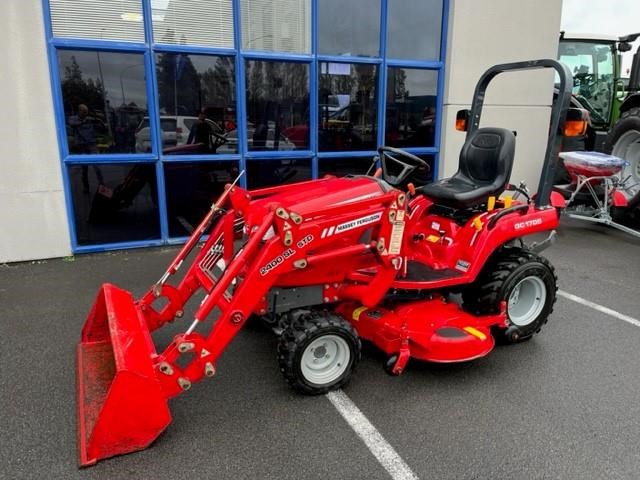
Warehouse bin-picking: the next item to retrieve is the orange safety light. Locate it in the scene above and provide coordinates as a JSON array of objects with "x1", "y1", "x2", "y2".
[
  {"x1": 563, "y1": 108, "x2": 589, "y2": 137},
  {"x1": 455, "y1": 109, "x2": 470, "y2": 132}
]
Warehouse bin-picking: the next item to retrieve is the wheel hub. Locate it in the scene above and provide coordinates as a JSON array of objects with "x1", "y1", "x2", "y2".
[
  {"x1": 507, "y1": 276, "x2": 546, "y2": 327},
  {"x1": 301, "y1": 335, "x2": 350, "y2": 385}
]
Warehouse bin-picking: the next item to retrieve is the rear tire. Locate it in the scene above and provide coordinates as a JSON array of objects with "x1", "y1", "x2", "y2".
[
  {"x1": 462, "y1": 247, "x2": 558, "y2": 343},
  {"x1": 606, "y1": 106, "x2": 640, "y2": 199},
  {"x1": 277, "y1": 311, "x2": 361, "y2": 395}
]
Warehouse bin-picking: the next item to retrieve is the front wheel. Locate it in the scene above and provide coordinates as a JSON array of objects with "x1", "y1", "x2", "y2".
[
  {"x1": 277, "y1": 311, "x2": 361, "y2": 395},
  {"x1": 462, "y1": 247, "x2": 558, "y2": 343}
]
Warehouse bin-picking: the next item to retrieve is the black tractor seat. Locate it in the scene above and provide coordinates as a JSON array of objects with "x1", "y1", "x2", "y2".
[{"x1": 418, "y1": 127, "x2": 515, "y2": 209}]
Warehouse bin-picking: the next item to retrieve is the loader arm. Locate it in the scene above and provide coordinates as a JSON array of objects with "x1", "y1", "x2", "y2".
[
  {"x1": 77, "y1": 175, "x2": 411, "y2": 465},
  {"x1": 147, "y1": 186, "x2": 406, "y2": 398}
]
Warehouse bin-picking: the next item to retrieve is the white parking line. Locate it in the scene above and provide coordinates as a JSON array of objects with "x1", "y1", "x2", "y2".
[
  {"x1": 326, "y1": 390, "x2": 419, "y2": 480},
  {"x1": 558, "y1": 290, "x2": 640, "y2": 328}
]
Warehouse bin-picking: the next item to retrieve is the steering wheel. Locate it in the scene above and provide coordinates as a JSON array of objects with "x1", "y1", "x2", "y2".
[
  {"x1": 209, "y1": 131, "x2": 228, "y2": 152},
  {"x1": 574, "y1": 72, "x2": 597, "y2": 98},
  {"x1": 377, "y1": 146, "x2": 430, "y2": 187}
]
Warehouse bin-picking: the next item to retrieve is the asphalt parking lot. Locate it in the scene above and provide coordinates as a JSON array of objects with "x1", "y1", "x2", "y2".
[{"x1": 2, "y1": 217, "x2": 640, "y2": 480}]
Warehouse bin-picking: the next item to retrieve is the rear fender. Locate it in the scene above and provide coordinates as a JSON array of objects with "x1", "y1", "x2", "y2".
[
  {"x1": 462, "y1": 206, "x2": 559, "y2": 282},
  {"x1": 549, "y1": 191, "x2": 567, "y2": 208}
]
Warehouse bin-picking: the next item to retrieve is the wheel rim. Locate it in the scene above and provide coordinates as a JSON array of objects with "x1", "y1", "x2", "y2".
[
  {"x1": 507, "y1": 276, "x2": 547, "y2": 327},
  {"x1": 612, "y1": 129, "x2": 640, "y2": 197},
  {"x1": 300, "y1": 335, "x2": 350, "y2": 385}
]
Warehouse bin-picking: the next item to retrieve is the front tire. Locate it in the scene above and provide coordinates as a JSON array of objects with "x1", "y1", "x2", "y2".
[
  {"x1": 277, "y1": 311, "x2": 361, "y2": 395},
  {"x1": 462, "y1": 247, "x2": 558, "y2": 343}
]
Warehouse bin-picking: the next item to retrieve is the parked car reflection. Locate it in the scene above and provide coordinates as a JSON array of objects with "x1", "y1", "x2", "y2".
[
  {"x1": 162, "y1": 124, "x2": 297, "y2": 155},
  {"x1": 135, "y1": 115, "x2": 225, "y2": 153}
]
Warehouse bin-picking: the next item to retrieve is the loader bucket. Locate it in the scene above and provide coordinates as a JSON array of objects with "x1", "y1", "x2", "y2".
[{"x1": 77, "y1": 284, "x2": 171, "y2": 467}]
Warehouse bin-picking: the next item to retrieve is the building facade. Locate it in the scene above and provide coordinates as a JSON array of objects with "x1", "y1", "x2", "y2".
[{"x1": 0, "y1": 0, "x2": 562, "y2": 262}]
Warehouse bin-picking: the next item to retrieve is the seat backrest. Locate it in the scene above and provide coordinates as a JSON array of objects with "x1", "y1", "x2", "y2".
[{"x1": 458, "y1": 127, "x2": 515, "y2": 188}]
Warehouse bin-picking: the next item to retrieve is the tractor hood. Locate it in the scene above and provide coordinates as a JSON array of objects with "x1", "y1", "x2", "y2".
[{"x1": 245, "y1": 176, "x2": 392, "y2": 223}]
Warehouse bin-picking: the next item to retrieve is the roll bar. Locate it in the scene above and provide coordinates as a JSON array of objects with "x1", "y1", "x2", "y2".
[{"x1": 466, "y1": 59, "x2": 573, "y2": 208}]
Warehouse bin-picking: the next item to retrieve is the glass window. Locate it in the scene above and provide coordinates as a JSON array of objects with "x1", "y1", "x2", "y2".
[
  {"x1": 246, "y1": 159, "x2": 312, "y2": 189},
  {"x1": 387, "y1": 0, "x2": 443, "y2": 60},
  {"x1": 241, "y1": 0, "x2": 311, "y2": 53},
  {"x1": 164, "y1": 161, "x2": 240, "y2": 237},
  {"x1": 57, "y1": 50, "x2": 148, "y2": 155},
  {"x1": 318, "y1": 0, "x2": 380, "y2": 57},
  {"x1": 245, "y1": 60, "x2": 310, "y2": 151},
  {"x1": 154, "y1": 53, "x2": 236, "y2": 154},
  {"x1": 49, "y1": 0, "x2": 145, "y2": 42},
  {"x1": 558, "y1": 41, "x2": 615, "y2": 125},
  {"x1": 151, "y1": 0, "x2": 234, "y2": 48},
  {"x1": 319, "y1": 63, "x2": 378, "y2": 151},
  {"x1": 68, "y1": 163, "x2": 160, "y2": 245},
  {"x1": 385, "y1": 68, "x2": 438, "y2": 148},
  {"x1": 318, "y1": 157, "x2": 377, "y2": 177}
]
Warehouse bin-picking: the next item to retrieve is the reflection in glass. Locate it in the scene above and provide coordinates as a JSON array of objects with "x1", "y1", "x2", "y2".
[
  {"x1": 57, "y1": 50, "x2": 148, "y2": 154},
  {"x1": 50, "y1": 0, "x2": 144, "y2": 42},
  {"x1": 241, "y1": 0, "x2": 311, "y2": 53},
  {"x1": 246, "y1": 159, "x2": 312, "y2": 189},
  {"x1": 319, "y1": 63, "x2": 378, "y2": 151},
  {"x1": 153, "y1": 53, "x2": 236, "y2": 154},
  {"x1": 151, "y1": 0, "x2": 234, "y2": 48},
  {"x1": 245, "y1": 61, "x2": 310, "y2": 151},
  {"x1": 164, "y1": 161, "x2": 240, "y2": 237},
  {"x1": 318, "y1": 157, "x2": 376, "y2": 177},
  {"x1": 68, "y1": 163, "x2": 160, "y2": 245},
  {"x1": 318, "y1": 0, "x2": 380, "y2": 57},
  {"x1": 385, "y1": 68, "x2": 438, "y2": 148},
  {"x1": 387, "y1": 0, "x2": 443, "y2": 60}
]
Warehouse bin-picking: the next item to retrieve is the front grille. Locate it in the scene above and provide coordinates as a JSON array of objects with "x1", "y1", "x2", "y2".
[{"x1": 199, "y1": 234, "x2": 224, "y2": 283}]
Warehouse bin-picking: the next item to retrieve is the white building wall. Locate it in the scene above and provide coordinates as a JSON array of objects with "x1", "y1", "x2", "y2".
[
  {"x1": 439, "y1": 0, "x2": 563, "y2": 191},
  {"x1": 0, "y1": 2, "x2": 71, "y2": 263}
]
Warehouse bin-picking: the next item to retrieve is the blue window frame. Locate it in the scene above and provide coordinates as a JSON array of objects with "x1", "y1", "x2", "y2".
[{"x1": 42, "y1": 0, "x2": 449, "y2": 253}]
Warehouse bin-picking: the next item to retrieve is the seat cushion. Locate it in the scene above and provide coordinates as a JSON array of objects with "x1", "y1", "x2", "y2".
[
  {"x1": 420, "y1": 176, "x2": 501, "y2": 208},
  {"x1": 418, "y1": 127, "x2": 515, "y2": 209}
]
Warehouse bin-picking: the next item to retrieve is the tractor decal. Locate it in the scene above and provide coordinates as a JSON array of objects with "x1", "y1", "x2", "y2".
[
  {"x1": 296, "y1": 234, "x2": 314, "y2": 248},
  {"x1": 514, "y1": 218, "x2": 543, "y2": 230},
  {"x1": 455, "y1": 259, "x2": 471, "y2": 272},
  {"x1": 259, "y1": 248, "x2": 295, "y2": 276},
  {"x1": 334, "y1": 212, "x2": 383, "y2": 234}
]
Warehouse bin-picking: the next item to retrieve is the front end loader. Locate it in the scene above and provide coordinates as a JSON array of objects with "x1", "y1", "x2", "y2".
[{"x1": 77, "y1": 59, "x2": 577, "y2": 466}]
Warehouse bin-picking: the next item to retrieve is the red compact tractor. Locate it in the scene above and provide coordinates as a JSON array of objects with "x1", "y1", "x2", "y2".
[{"x1": 77, "y1": 60, "x2": 580, "y2": 466}]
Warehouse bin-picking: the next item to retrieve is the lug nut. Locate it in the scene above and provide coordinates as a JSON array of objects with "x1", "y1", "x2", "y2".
[
  {"x1": 290, "y1": 212, "x2": 303, "y2": 224},
  {"x1": 178, "y1": 342, "x2": 195, "y2": 353},
  {"x1": 204, "y1": 362, "x2": 216, "y2": 377},
  {"x1": 159, "y1": 362, "x2": 174, "y2": 375},
  {"x1": 275, "y1": 207, "x2": 289, "y2": 219},
  {"x1": 177, "y1": 377, "x2": 192, "y2": 390},
  {"x1": 293, "y1": 259, "x2": 308, "y2": 269}
]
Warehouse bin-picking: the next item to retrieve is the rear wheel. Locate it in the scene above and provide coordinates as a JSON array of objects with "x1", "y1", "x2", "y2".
[
  {"x1": 277, "y1": 311, "x2": 361, "y2": 395},
  {"x1": 606, "y1": 107, "x2": 640, "y2": 199},
  {"x1": 462, "y1": 247, "x2": 557, "y2": 343}
]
